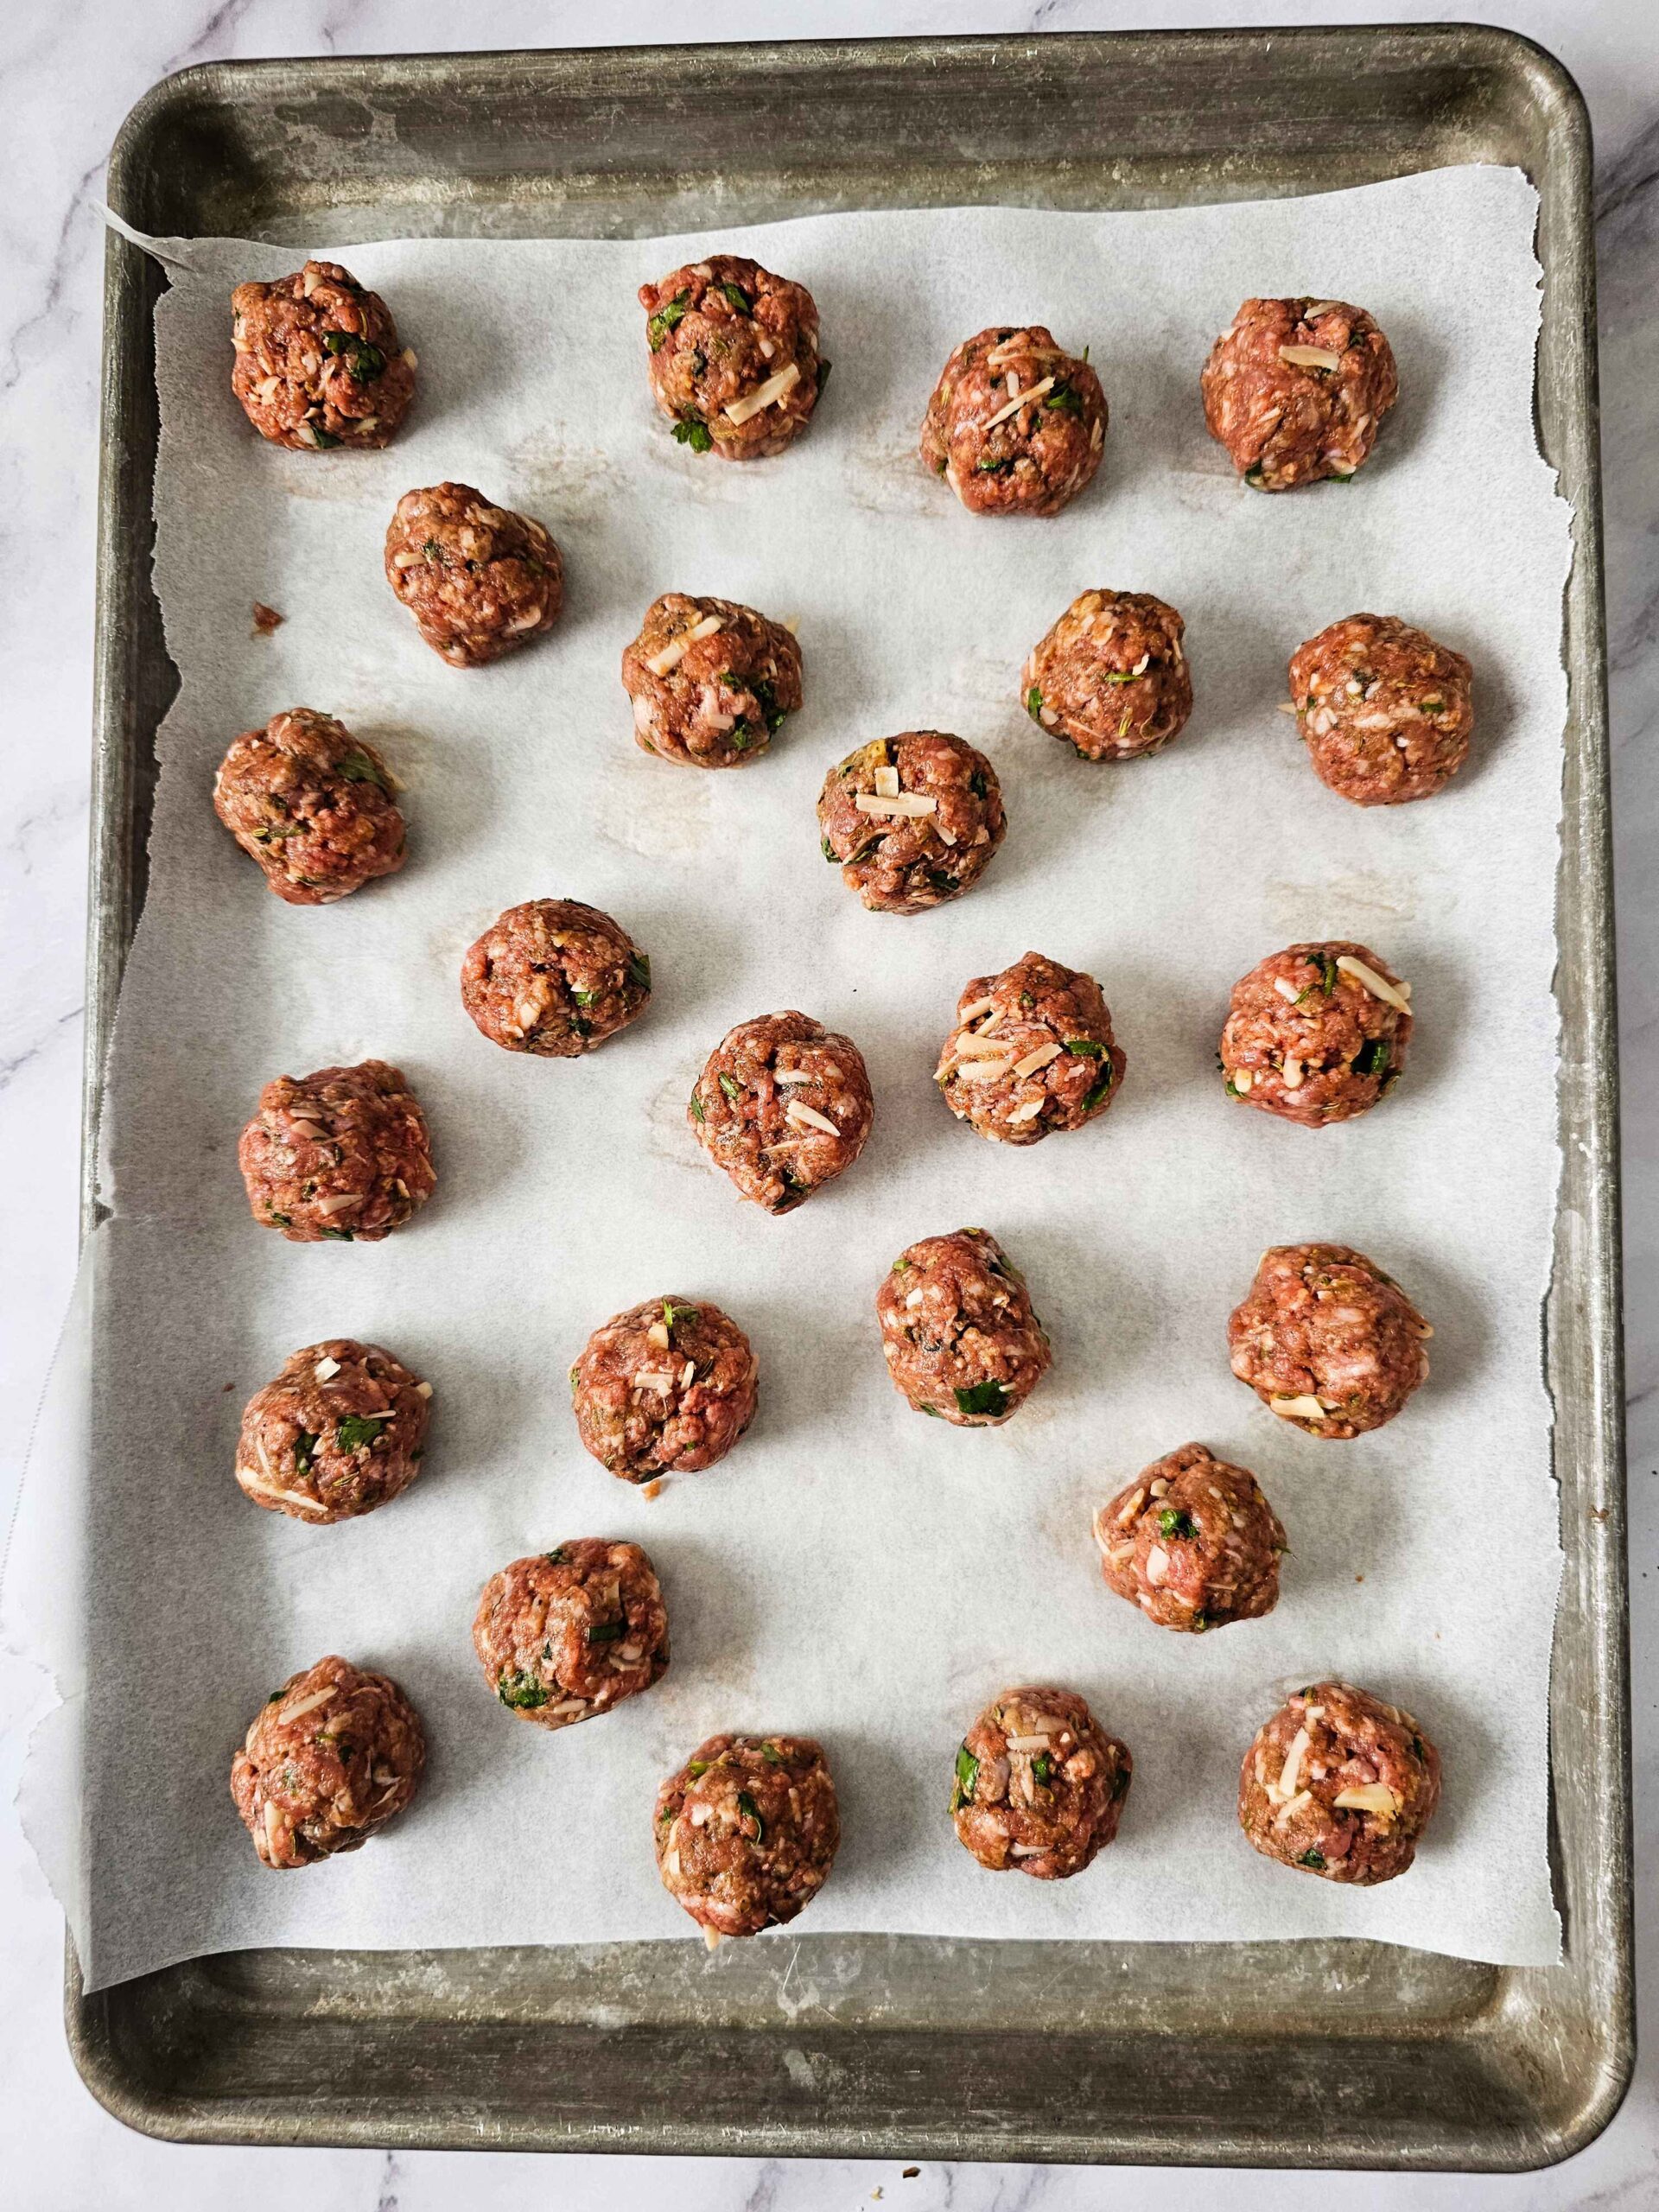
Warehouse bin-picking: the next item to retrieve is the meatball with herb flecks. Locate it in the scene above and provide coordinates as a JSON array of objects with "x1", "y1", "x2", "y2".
[
  {"x1": 690, "y1": 1011, "x2": 874, "y2": 1215},
  {"x1": 238, "y1": 1059, "x2": 435, "y2": 1243},
  {"x1": 1240, "y1": 1681, "x2": 1440, "y2": 1884},
  {"x1": 1202, "y1": 296, "x2": 1397, "y2": 490},
  {"x1": 921, "y1": 326, "x2": 1106, "y2": 516},
  {"x1": 878, "y1": 1228, "x2": 1051, "y2": 1427},
  {"x1": 461, "y1": 899, "x2": 651, "y2": 1058},
  {"x1": 640, "y1": 254, "x2": 825, "y2": 461},
  {"x1": 474, "y1": 1540, "x2": 669, "y2": 1726},
  {"x1": 385, "y1": 482, "x2": 563, "y2": 668},
  {"x1": 951, "y1": 1687, "x2": 1130, "y2": 1878},
  {"x1": 1291, "y1": 613, "x2": 1474, "y2": 805},
  {"x1": 1022, "y1": 591, "x2": 1192, "y2": 761},
  {"x1": 213, "y1": 708, "x2": 405, "y2": 905},
  {"x1": 231, "y1": 1655, "x2": 425, "y2": 1869},
  {"x1": 818, "y1": 730, "x2": 1004, "y2": 915},
  {"x1": 622, "y1": 593, "x2": 803, "y2": 766},
  {"x1": 231, "y1": 259, "x2": 416, "y2": 452},
  {"x1": 1094, "y1": 1442, "x2": 1284, "y2": 1633},
  {"x1": 571, "y1": 1296, "x2": 758, "y2": 1480},
  {"x1": 236, "y1": 1338, "x2": 431, "y2": 1522},
  {"x1": 1220, "y1": 941, "x2": 1412, "y2": 1126},
  {"x1": 655, "y1": 1732, "x2": 839, "y2": 1942},
  {"x1": 1229, "y1": 1242, "x2": 1432, "y2": 1440},
  {"x1": 936, "y1": 950, "x2": 1125, "y2": 1145}
]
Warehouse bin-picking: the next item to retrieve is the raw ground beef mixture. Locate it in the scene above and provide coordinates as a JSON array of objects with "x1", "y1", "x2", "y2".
[
  {"x1": 877, "y1": 1228, "x2": 1051, "y2": 1426},
  {"x1": 231, "y1": 1654, "x2": 425, "y2": 1869},
  {"x1": 473, "y1": 1540, "x2": 669, "y2": 1726},
  {"x1": 1201, "y1": 296, "x2": 1397, "y2": 489},
  {"x1": 231, "y1": 258, "x2": 416, "y2": 451},
  {"x1": 818, "y1": 731, "x2": 1005, "y2": 914},
  {"x1": 461, "y1": 899, "x2": 651, "y2": 1057},
  {"x1": 935, "y1": 950, "x2": 1125, "y2": 1144},
  {"x1": 655, "y1": 1733, "x2": 840, "y2": 1941},
  {"x1": 690, "y1": 1011, "x2": 874, "y2": 1214},
  {"x1": 213, "y1": 707, "x2": 405, "y2": 905},
  {"x1": 385, "y1": 481, "x2": 563, "y2": 666},
  {"x1": 639, "y1": 253, "x2": 825, "y2": 461},
  {"x1": 238, "y1": 1059, "x2": 435, "y2": 1243},
  {"x1": 1228, "y1": 1242, "x2": 1432, "y2": 1439},
  {"x1": 235, "y1": 1338, "x2": 431, "y2": 1522},
  {"x1": 920, "y1": 324, "x2": 1106, "y2": 515},
  {"x1": 951, "y1": 1687, "x2": 1131, "y2": 1878},
  {"x1": 620, "y1": 592, "x2": 803, "y2": 766},
  {"x1": 1239, "y1": 1681, "x2": 1441, "y2": 1884},
  {"x1": 1022, "y1": 590, "x2": 1192, "y2": 761},
  {"x1": 1291, "y1": 613, "x2": 1474, "y2": 806},
  {"x1": 1094, "y1": 1441, "x2": 1285, "y2": 1632},
  {"x1": 570, "y1": 1295, "x2": 759, "y2": 1480},
  {"x1": 1220, "y1": 940, "x2": 1413, "y2": 1127}
]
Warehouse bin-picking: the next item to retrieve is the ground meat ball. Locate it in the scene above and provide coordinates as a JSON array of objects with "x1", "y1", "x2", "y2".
[
  {"x1": 474, "y1": 1540, "x2": 669, "y2": 1726},
  {"x1": 640, "y1": 254, "x2": 824, "y2": 461},
  {"x1": 655, "y1": 1733, "x2": 839, "y2": 1940},
  {"x1": 1021, "y1": 591, "x2": 1192, "y2": 761},
  {"x1": 818, "y1": 732, "x2": 1005, "y2": 914},
  {"x1": 231, "y1": 259, "x2": 416, "y2": 452},
  {"x1": 1220, "y1": 941, "x2": 1412, "y2": 1127},
  {"x1": 213, "y1": 708, "x2": 406, "y2": 906},
  {"x1": 238, "y1": 1059, "x2": 435, "y2": 1243},
  {"x1": 231, "y1": 1655, "x2": 425, "y2": 1869},
  {"x1": 384, "y1": 483, "x2": 563, "y2": 667},
  {"x1": 1228, "y1": 1243, "x2": 1432, "y2": 1440},
  {"x1": 461, "y1": 899, "x2": 651, "y2": 1057},
  {"x1": 570, "y1": 1296, "x2": 759, "y2": 1480},
  {"x1": 1291, "y1": 613, "x2": 1474, "y2": 806},
  {"x1": 690, "y1": 1012, "x2": 874, "y2": 1215},
  {"x1": 951, "y1": 1688, "x2": 1130, "y2": 1879},
  {"x1": 1094, "y1": 1442, "x2": 1284, "y2": 1633},
  {"x1": 877, "y1": 1229, "x2": 1051, "y2": 1427},
  {"x1": 1239, "y1": 1681, "x2": 1441, "y2": 1885},
  {"x1": 1201, "y1": 297, "x2": 1398, "y2": 491},
  {"x1": 620, "y1": 593, "x2": 804, "y2": 768},
  {"x1": 235, "y1": 1338, "x2": 431, "y2": 1522},
  {"x1": 935, "y1": 951, "x2": 1125, "y2": 1145},
  {"x1": 920, "y1": 326, "x2": 1106, "y2": 516}
]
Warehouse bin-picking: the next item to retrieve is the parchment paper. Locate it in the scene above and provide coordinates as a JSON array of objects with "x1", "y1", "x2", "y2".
[{"x1": 12, "y1": 168, "x2": 1572, "y2": 1986}]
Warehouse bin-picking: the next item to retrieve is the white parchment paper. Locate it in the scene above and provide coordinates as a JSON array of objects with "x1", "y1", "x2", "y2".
[{"x1": 13, "y1": 168, "x2": 1573, "y2": 1986}]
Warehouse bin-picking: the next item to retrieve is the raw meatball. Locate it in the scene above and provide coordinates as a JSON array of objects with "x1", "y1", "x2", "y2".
[
  {"x1": 951, "y1": 1687, "x2": 1131, "y2": 1879},
  {"x1": 690, "y1": 1011, "x2": 874, "y2": 1215},
  {"x1": 920, "y1": 325, "x2": 1106, "y2": 516},
  {"x1": 1220, "y1": 941, "x2": 1412, "y2": 1127},
  {"x1": 231, "y1": 1654, "x2": 424, "y2": 1869},
  {"x1": 1229, "y1": 1242, "x2": 1432, "y2": 1440},
  {"x1": 385, "y1": 482, "x2": 563, "y2": 667},
  {"x1": 570, "y1": 1296, "x2": 759, "y2": 1480},
  {"x1": 1201, "y1": 297, "x2": 1397, "y2": 490},
  {"x1": 1021, "y1": 590, "x2": 1192, "y2": 761},
  {"x1": 1291, "y1": 613, "x2": 1474, "y2": 806},
  {"x1": 213, "y1": 708, "x2": 405, "y2": 906},
  {"x1": 620, "y1": 593, "x2": 803, "y2": 767},
  {"x1": 640, "y1": 254, "x2": 825, "y2": 461},
  {"x1": 473, "y1": 1540, "x2": 669, "y2": 1726},
  {"x1": 1239, "y1": 1681, "x2": 1441, "y2": 1884},
  {"x1": 654, "y1": 1733, "x2": 839, "y2": 1940},
  {"x1": 935, "y1": 950, "x2": 1125, "y2": 1145},
  {"x1": 877, "y1": 1228, "x2": 1051, "y2": 1427},
  {"x1": 235, "y1": 1338, "x2": 432, "y2": 1522},
  {"x1": 1093, "y1": 1442, "x2": 1284, "y2": 1633},
  {"x1": 818, "y1": 731, "x2": 1005, "y2": 914},
  {"x1": 461, "y1": 899, "x2": 651, "y2": 1057},
  {"x1": 238, "y1": 1059, "x2": 435, "y2": 1243},
  {"x1": 231, "y1": 259, "x2": 416, "y2": 451}
]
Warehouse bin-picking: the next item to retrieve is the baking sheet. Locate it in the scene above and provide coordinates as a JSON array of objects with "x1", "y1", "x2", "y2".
[{"x1": 13, "y1": 167, "x2": 1571, "y2": 1986}]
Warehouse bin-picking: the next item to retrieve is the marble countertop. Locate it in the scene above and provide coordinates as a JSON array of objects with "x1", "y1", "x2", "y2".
[{"x1": 2, "y1": 3, "x2": 1653, "y2": 2205}]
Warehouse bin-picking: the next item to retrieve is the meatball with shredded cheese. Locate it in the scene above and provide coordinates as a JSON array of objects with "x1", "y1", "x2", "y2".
[
  {"x1": 690, "y1": 1011, "x2": 874, "y2": 1215},
  {"x1": 818, "y1": 731, "x2": 1005, "y2": 915},
  {"x1": 1220, "y1": 941, "x2": 1412, "y2": 1127},
  {"x1": 1094, "y1": 1442, "x2": 1284, "y2": 1633},
  {"x1": 231, "y1": 259, "x2": 416, "y2": 451},
  {"x1": 655, "y1": 1732, "x2": 840, "y2": 1941},
  {"x1": 235, "y1": 1338, "x2": 431, "y2": 1522},
  {"x1": 877, "y1": 1228, "x2": 1051, "y2": 1427},
  {"x1": 1022, "y1": 591, "x2": 1192, "y2": 761},
  {"x1": 640, "y1": 254, "x2": 825, "y2": 461},
  {"x1": 1228, "y1": 1242, "x2": 1432, "y2": 1440},
  {"x1": 1202, "y1": 297, "x2": 1397, "y2": 490},
  {"x1": 570, "y1": 1296, "x2": 759, "y2": 1481},
  {"x1": 1291, "y1": 613, "x2": 1474, "y2": 806},
  {"x1": 213, "y1": 708, "x2": 405, "y2": 905},
  {"x1": 951, "y1": 1687, "x2": 1131, "y2": 1878},
  {"x1": 474, "y1": 1540, "x2": 669, "y2": 1726},
  {"x1": 1240, "y1": 1681, "x2": 1441, "y2": 1884},
  {"x1": 385, "y1": 482, "x2": 563, "y2": 668},
  {"x1": 621, "y1": 593, "x2": 803, "y2": 767},
  {"x1": 461, "y1": 899, "x2": 651, "y2": 1058},
  {"x1": 238, "y1": 1059, "x2": 435, "y2": 1243},
  {"x1": 936, "y1": 950, "x2": 1125, "y2": 1144},
  {"x1": 232, "y1": 1654, "x2": 425, "y2": 1869},
  {"x1": 921, "y1": 325, "x2": 1106, "y2": 516}
]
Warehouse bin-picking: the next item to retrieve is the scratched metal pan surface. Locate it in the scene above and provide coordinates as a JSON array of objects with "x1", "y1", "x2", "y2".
[{"x1": 73, "y1": 29, "x2": 1626, "y2": 2167}]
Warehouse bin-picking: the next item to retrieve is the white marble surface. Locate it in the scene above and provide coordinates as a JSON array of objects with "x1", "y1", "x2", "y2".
[{"x1": 0, "y1": 3, "x2": 1653, "y2": 2204}]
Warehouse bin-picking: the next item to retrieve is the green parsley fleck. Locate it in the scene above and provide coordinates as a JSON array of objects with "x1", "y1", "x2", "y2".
[
  {"x1": 718, "y1": 1073, "x2": 741, "y2": 1100},
  {"x1": 687, "y1": 1759, "x2": 710, "y2": 1779},
  {"x1": 335, "y1": 1414, "x2": 387, "y2": 1452},
  {"x1": 672, "y1": 414, "x2": 714, "y2": 453},
  {"x1": 336, "y1": 749, "x2": 389, "y2": 789},
  {"x1": 760, "y1": 1742, "x2": 783, "y2": 1765},
  {"x1": 1025, "y1": 687, "x2": 1043, "y2": 721},
  {"x1": 544, "y1": 1547, "x2": 569, "y2": 1565},
  {"x1": 1157, "y1": 1508, "x2": 1196, "y2": 1541},
  {"x1": 919, "y1": 1402, "x2": 943, "y2": 1417},
  {"x1": 267, "y1": 1209, "x2": 291, "y2": 1228},
  {"x1": 821, "y1": 835, "x2": 837, "y2": 861},
  {"x1": 721, "y1": 282, "x2": 753, "y2": 314},
  {"x1": 1032, "y1": 1752, "x2": 1054, "y2": 1788},
  {"x1": 751, "y1": 676, "x2": 787, "y2": 733},
  {"x1": 571, "y1": 988, "x2": 596, "y2": 1007},
  {"x1": 1353, "y1": 1037, "x2": 1392, "y2": 1079},
  {"x1": 662, "y1": 1300, "x2": 698, "y2": 1330},
  {"x1": 292, "y1": 1430, "x2": 318, "y2": 1476},
  {"x1": 735, "y1": 1789, "x2": 765, "y2": 1842},
  {"x1": 308, "y1": 424, "x2": 343, "y2": 449},
  {"x1": 951, "y1": 1742, "x2": 980, "y2": 1811},
  {"x1": 586, "y1": 1621, "x2": 626, "y2": 1645},
  {"x1": 628, "y1": 951, "x2": 652, "y2": 992},
  {"x1": 1081, "y1": 1071, "x2": 1115, "y2": 1111},
  {"x1": 975, "y1": 454, "x2": 1011, "y2": 474},
  {"x1": 646, "y1": 296, "x2": 689, "y2": 349},
  {"x1": 1243, "y1": 466, "x2": 1266, "y2": 489},
  {"x1": 319, "y1": 1227, "x2": 353, "y2": 1242},
  {"x1": 969, "y1": 769, "x2": 988, "y2": 798},
  {"x1": 1065, "y1": 1038, "x2": 1106, "y2": 1059},
  {"x1": 1044, "y1": 382, "x2": 1082, "y2": 416},
  {"x1": 689, "y1": 1091, "x2": 706, "y2": 1123},
  {"x1": 321, "y1": 329, "x2": 385, "y2": 380},
  {"x1": 498, "y1": 1670, "x2": 550, "y2": 1710},
  {"x1": 955, "y1": 1379, "x2": 1009, "y2": 1419},
  {"x1": 1297, "y1": 1848, "x2": 1326, "y2": 1869}
]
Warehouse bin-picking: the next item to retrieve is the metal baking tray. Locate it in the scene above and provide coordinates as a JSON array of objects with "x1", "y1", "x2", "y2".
[{"x1": 73, "y1": 29, "x2": 1627, "y2": 2167}]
